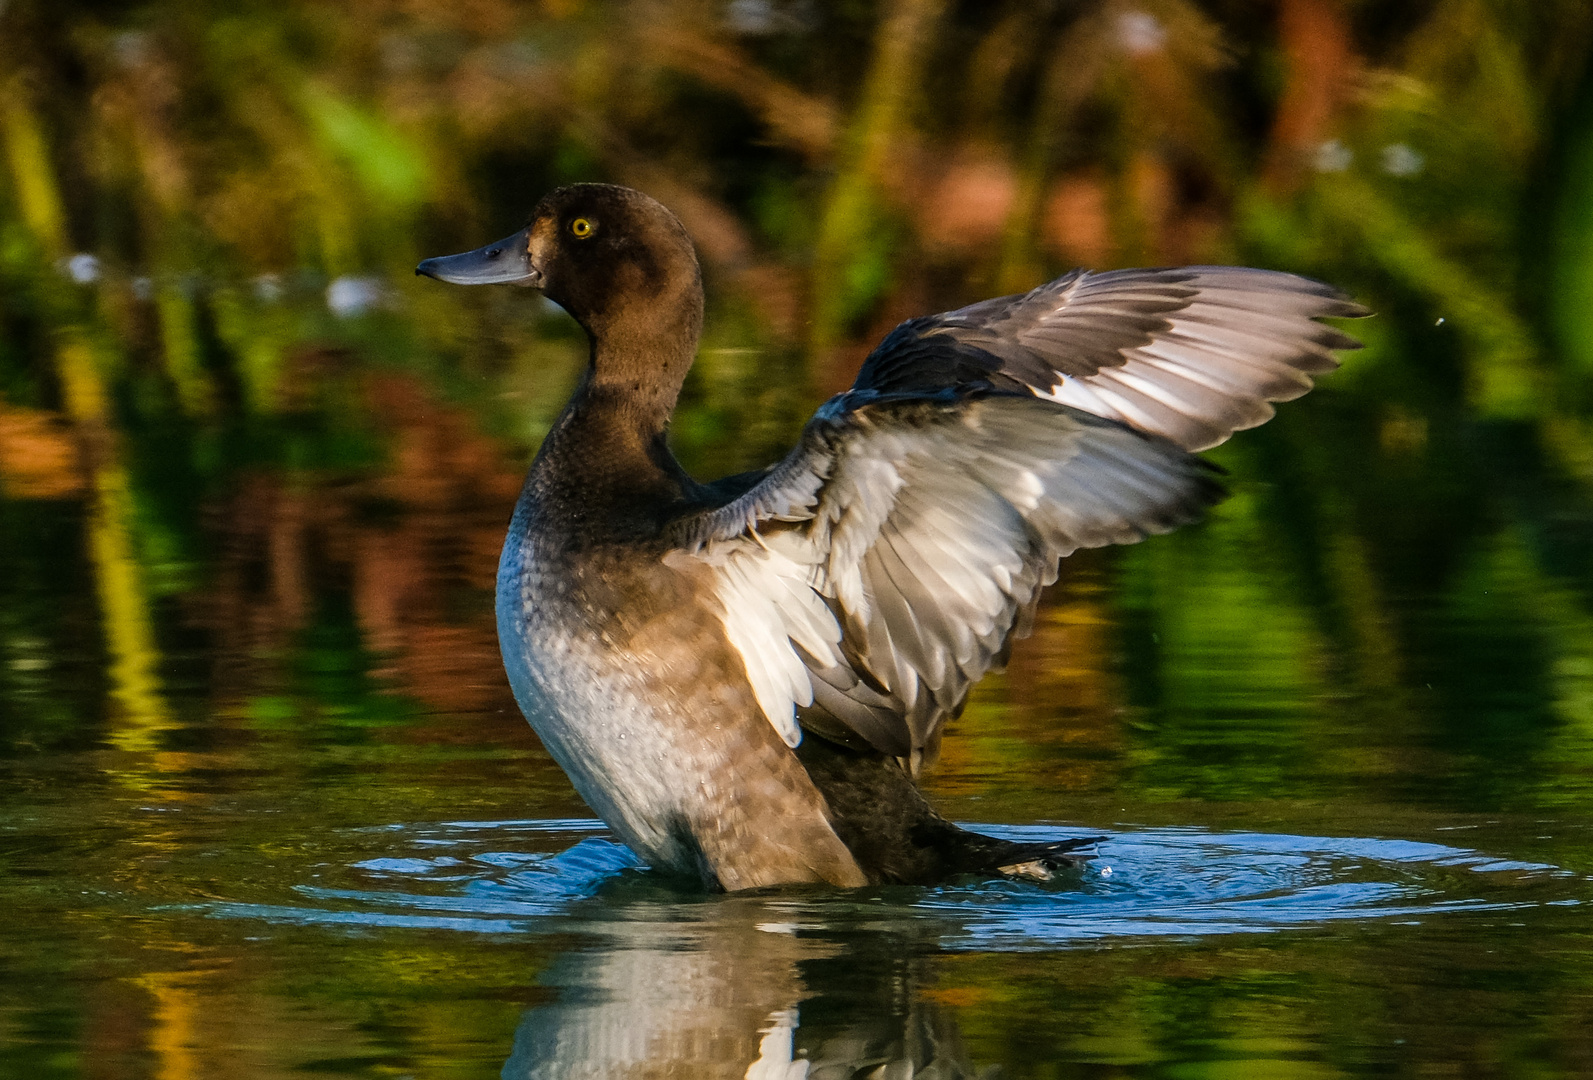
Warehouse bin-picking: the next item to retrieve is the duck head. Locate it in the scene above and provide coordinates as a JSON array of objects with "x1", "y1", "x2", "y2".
[{"x1": 416, "y1": 184, "x2": 703, "y2": 348}]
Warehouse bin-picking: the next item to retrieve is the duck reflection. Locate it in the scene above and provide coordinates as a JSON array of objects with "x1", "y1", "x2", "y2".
[{"x1": 500, "y1": 890, "x2": 990, "y2": 1079}]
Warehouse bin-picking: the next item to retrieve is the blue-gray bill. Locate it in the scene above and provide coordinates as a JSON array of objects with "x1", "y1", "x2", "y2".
[{"x1": 416, "y1": 226, "x2": 541, "y2": 286}]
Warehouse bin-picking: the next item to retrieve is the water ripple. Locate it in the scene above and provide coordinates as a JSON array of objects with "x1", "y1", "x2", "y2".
[{"x1": 202, "y1": 820, "x2": 1581, "y2": 948}]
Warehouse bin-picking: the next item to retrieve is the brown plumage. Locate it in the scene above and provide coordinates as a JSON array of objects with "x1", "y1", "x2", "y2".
[{"x1": 418, "y1": 184, "x2": 1367, "y2": 890}]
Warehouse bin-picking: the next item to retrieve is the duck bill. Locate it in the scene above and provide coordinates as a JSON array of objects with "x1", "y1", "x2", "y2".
[{"x1": 416, "y1": 226, "x2": 542, "y2": 286}]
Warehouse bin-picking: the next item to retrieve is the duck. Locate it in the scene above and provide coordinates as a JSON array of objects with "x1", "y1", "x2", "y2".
[{"x1": 417, "y1": 183, "x2": 1366, "y2": 891}]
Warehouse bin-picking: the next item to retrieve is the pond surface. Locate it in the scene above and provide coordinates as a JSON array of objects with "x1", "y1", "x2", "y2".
[
  {"x1": 5, "y1": 742, "x2": 1592, "y2": 1079},
  {"x1": 4, "y1": 401, "x2": 1593, "y2": 1077}
]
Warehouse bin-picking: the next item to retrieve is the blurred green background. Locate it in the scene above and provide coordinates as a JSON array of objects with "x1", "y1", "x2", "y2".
[
  {"x1": 7, "y1": 3, "x2": 1593, "y2": 1078},
  {"x1": 5, "y1": 0, "x2": 1593, "y2": 803}
]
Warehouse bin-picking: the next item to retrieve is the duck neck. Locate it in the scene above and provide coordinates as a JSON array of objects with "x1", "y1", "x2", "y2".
[
  {"x1": 529, "y1": 289, "x2": 704, "y2": 539},
  {"x1": 585, "y1": 296, "x2": 701, "y2": 425}
]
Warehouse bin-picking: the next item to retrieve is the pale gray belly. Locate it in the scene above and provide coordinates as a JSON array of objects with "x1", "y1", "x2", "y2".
[
  {"x1": 494, "y1": 516, "x2": 867, "y2": 889},
  {"x1": 495, "y1": 573, "x2": 705, "y2": 874}
]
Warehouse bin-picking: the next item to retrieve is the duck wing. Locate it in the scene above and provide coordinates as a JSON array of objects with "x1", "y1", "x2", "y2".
[
  {"x1": 857, "y1": 265, "x2": 1366, "y2": 451},
  {"x1": 665, "y1": 266, "x2": 1365, "y2": 770}
]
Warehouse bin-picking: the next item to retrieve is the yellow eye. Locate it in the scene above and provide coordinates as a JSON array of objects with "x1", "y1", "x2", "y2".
[{"x1": 569, "y1": 217, "x2": 595, "y2": 239}]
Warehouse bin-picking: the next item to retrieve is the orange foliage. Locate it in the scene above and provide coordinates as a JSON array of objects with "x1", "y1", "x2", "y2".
[{"x1": 0, "y1": 400, "x2": 84, "y2": 499}]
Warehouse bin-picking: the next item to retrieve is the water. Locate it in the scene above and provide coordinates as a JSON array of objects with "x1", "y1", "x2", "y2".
[
  {"x1": 191, "y1": 822, "x2": 1591, "y2": 1077},
  {"x1": 7, "y1": 352, "x2": 1593, "y2": 1075},
  {"x1": 198, "y1": 821, "x2": 1578, "y2": 943},
  {"x1": 5, "y1": 632, "x2": 1592, "y2": 1080}
]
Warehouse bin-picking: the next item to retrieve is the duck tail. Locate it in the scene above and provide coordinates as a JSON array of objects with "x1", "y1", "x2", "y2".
[
  {"x1": 796, "y1": 727, "x2": 1105, "y2": 884},
  {"x1": 983, "y1": 833, "x2": 1105, "y2": 882}
]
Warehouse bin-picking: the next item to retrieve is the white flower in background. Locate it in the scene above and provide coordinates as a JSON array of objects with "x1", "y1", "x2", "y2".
[
  {"x1": 726, "y1": 0, "x2": 810, "y2": 35},
  {"x1": 1313, "y1": 139, "x2": 1354, "y2": 173},
  {"x1": 111, "y1": 31, "x2": 149, "y2": 67},
  {"x1": 57, "y1": 253, "x2": 101, "y2": 284},
  {"x1": 130, "y1": 276, "x2": 154, "y2": 301},
  {"x1": 253, "y1": 273, "x2": 284, "y2": 303},
  {"x1": 1381, "y1": 143, "x2": 1425, "y2": 177},
  {"x1": 326, "y1": 275, "x2": 383, "y2": 318},
  {"x1": 1117, "y1": 10, "x2": 1167, "y2": 56}
]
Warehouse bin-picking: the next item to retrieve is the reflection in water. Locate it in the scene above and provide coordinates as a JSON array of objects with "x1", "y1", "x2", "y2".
[
  {"x1": 133, "y1": 971, "x2": 205, "y2": 1080},
  {"x1": 490, "y1": 827, "x2": 1585, "y2": 1077},
  {"x1": 501, "y1": 897, "x2": 838, "y2": 1080},
  {"x1": 55, "y1": 332, "x2": 175, "y2": 754},
  {"x1": 199, "y1": 818, "x2": 1581, "y2": 1077},
  {"x1": 191, "y1": 371, "x2": 524, "y2": 717},
  {"x1": 502, "y1": 920, "x2": 980, "y2": 1080}
]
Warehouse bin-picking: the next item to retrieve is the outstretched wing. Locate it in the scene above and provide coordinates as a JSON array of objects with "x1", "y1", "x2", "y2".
[
  {"x1": 858, "y1": 265, "x2": 1366, "y2": 451},
  {"x1": 667, "y1": 266, "x2": 1365, "y2": 769}
]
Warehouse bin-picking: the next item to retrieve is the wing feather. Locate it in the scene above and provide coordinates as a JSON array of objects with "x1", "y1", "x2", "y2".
[{"x1": 668, "y1": 265, "x2": 1365, "y2": 766}]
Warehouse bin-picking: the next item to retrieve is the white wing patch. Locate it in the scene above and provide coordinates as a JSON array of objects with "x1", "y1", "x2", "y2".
[
  {"x1": 671, "y1": 534, "x2": 841, "y2": 748},
  {"x1": 668, "y1": 266, "x2": 1363, "y2": 760},
  {"x1": 673, "y1": 396, "x2": 1219, "y2": 760}
]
